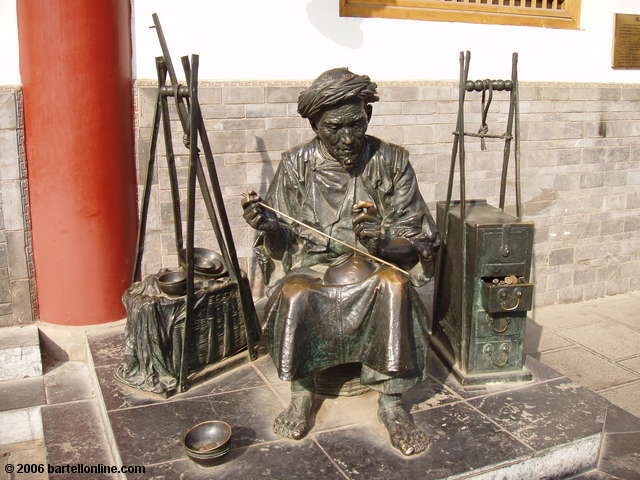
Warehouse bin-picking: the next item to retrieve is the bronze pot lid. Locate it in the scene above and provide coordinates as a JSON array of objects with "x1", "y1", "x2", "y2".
[
  {"x1": 323, "y1": 254, "x2": 376, "y2": 286},
  {"x1": 179, "y1": 248, "x2": 226, "y2": 276}
]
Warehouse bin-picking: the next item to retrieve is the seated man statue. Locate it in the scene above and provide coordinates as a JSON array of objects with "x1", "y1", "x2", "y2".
[{"x1": 241, "y1": 68, "x2": 439, "y2": 456}]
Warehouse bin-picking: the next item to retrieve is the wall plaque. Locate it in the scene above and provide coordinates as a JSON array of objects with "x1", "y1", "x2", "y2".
[{"x1": 613, "y1": 13, "x2": 640, "y2": 69}]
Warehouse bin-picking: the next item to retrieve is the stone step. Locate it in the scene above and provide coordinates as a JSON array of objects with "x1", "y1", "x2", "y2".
[
  {"x1": 0, "y1": 325, "x2": 42, "y2": 381},
  {"x1": 41, "y1": 400, "x2": 120, "y2": 480}
]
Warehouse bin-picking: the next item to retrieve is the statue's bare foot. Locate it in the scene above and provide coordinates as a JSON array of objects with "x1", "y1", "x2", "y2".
[
  {"x1": 378, "y1": 393, "x2": 430, "y2": 456},
  {"x1": 274, "y1": 389, "x2": 314, "y2": 440}
]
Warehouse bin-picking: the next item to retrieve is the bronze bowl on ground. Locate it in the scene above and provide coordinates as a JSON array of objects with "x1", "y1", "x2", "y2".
[
  {"x1": 183, "y1": 420, "x2": 232, "y2": 466},
  {"x1": 179, "y1": 248, "x2": 226, "y2": 277},
  {"x1": 156, "y1": 271, "x2": 187, "y2": 296}
]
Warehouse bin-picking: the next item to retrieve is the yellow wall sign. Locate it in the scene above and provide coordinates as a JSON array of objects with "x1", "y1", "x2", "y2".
[{"x1": 613, "y1": 13, "x2": 640, "y2": 69}]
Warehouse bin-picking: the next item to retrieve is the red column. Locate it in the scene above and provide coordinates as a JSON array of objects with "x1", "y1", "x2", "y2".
[{"x1": 17, "y1": 0, "x2": 138, "y2": 325}]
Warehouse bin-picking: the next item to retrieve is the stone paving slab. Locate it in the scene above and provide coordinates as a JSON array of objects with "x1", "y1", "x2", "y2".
[
  {"x1": 0, "y1": 325, "x2": 38, "y2": 349},
  {"x1": 0, "y1": 377, "x2": 45, "y2": 412},
  {"x1": 109, "y1": 386, "x2": 283, "y2": 466},
  {"x1": 469, "y1": 378, "x2": 608, "y2": 451},
  {"x1": 94, "y1": 360, "x2": 264, "y2": 412},
  {"x1": 0, "y1": 406, "x2": 42, "y2": 446},
  {"x1": 570, "y1": 471, "x2": 623, "y2": 479},
  {"x1": 0, "y1": 325, "x2": 42, "y2": 381},
  {"x1": 315, "y1": 402, "x2": 533, "y2": 480},
  {"x1": 127, "y1": 439, "x2": 346, "y2": 480},
  {"x1": 558, "y1": 321, "x2": 640, "y2": 361},
  {"x1": 620, "y1": 356, "x2": 640, "y2": 374},
  {"x1": 604, "y1": 405, "x2": 640, "y2": 435},
  {"x1": 86, "y1": 328, "x2": 612, "y2": 480},
  {"x1": 539, "y1": 347, "x2": 639, "y2": 391},
  {"x1": 87, "y1": 329, "x2": 125, "y2": 368},
  {"x1": 530, "y1": 303, "x2": 608, "y2": 330},
  {"x1": 41, "y1": 400, "x2": 117, "y2": 480},
  {"x1": 0, "y1": 441, "x2": 48, "y2": 480},
  {"x1": 524, "y1": 323, "x2": 573, "y2": 355},
  {"x1": 583, "y1": 297, "x2": 640, "y2": 334},
  {"x1": 531, "y1": 291, "x2": 640, "y2": 430},
  {"x1": 598, "y1": 433, "x2": 640, "y2": 480},
  {"x1": 44, "y1": 361, "x2": 95, "y2": 405},
  {"x1": 600, "y1": 381, "x2": 640, "y2": 418}
]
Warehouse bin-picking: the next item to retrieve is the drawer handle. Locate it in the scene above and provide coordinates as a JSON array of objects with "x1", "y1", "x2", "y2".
[
  {"x1": 483, "y1": 343, "x2": 510, "y2": 367},
  {"x1": 490, "y1": 317, "x2": 510, "y2": 334},
  {"x1": 500, "y1": 289, "x2": 523, "y2": 312}
]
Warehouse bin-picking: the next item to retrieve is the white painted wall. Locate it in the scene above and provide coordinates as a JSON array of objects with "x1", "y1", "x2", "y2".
[
  {"x1": 133, "y1": 0, "x2": 640, "y2": 83},
  {"x1": 0, "y1": 0, "x2": 20, "y2": 85},
  {"x1": 2, "y1": 0, "x2": 640, "y2": 85}
]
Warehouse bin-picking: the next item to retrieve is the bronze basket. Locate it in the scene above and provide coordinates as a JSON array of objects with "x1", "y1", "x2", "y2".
[
  {"x1": 314, "y1": 363, "x2": 370, "y2": 397},
  {"x1": 174, "y1": 279, "x2": 248, "y2": 375}
]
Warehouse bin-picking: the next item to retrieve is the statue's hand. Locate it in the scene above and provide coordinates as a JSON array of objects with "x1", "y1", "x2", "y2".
[
  {"x1": 352, "y1": 201, "x2": 385, "y2": 255},
  {"x1": 241, "y1": 191, "x2": 278, "y2": 232}
]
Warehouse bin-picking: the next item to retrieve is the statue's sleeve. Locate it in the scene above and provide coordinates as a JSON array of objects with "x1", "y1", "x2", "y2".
[
  {"x1": 383, "y1": 148, "x2": 440, "y2": 282},
  {"x1": 253, "y1": 151, "x2": 304, "y2": 284}
]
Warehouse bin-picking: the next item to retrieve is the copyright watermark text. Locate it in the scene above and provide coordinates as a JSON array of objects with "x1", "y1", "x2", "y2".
[{"x1": 4, "y1": 463, "x2": 145, "y2": 475}]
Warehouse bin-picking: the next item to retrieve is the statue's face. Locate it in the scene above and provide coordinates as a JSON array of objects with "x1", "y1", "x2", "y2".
[{"x1": 312, "y1": 100, "x2": 370, "y2": 169}]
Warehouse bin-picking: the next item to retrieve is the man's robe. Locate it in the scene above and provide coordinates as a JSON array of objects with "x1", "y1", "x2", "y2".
[{"x1": 257, "y1": 136, "x2": 439, "y2": 392}]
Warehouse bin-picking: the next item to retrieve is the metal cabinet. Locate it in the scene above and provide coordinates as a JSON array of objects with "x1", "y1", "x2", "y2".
[{"x1": 432, "y1": 199, "x2": 534, "y2": 387}]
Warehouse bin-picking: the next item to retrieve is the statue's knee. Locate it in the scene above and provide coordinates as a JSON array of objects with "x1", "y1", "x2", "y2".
[
  {"x1": 281, "y1": 276, "x2": 313, "y2": 301},
  {"x1": 378, "y1": 269, "x2": 408, "y2": 287}
]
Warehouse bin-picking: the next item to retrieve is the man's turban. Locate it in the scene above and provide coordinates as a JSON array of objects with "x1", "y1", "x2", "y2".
[{"x1": 297, "y1": 68, "x2": 379, "y2": 120}]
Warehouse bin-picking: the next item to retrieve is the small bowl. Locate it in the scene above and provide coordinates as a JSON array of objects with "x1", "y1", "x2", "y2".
[
  {"x1": 157, "y1": 271, "x2": 187, "y2": 296},
  {"x1": 179, "y1": 248, "x2": 226, "y2": 277},
  {"x1": 184, "y1": 421, "x2": 232, "y2": 466}
]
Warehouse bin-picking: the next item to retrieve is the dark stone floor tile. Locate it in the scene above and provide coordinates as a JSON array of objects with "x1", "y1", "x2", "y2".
[
  {"x1": 109, "y1": 386, "x2": 282, "y2": 466},
  {"x1": 312, "y1": 390, "x2": 379, "y2": 433},
  {"x1": 44, "y1": 362, "x2": 94, "y2": 404},
  {"x1": 403, "y1": 375, "x2": 461, "y2": 413},
  {"x1": 95, "y1": 365, "x2": 162, "y2": 411},
  {"x1": 424, "y1": 350, "x2": 499, "y2": 400},
  {"x1": 470, "y1": 377, "x2": 609, "y2": 451},
  {"x1": 604, "y1": 404, "x2": 640, "y2": 434},
  {"x1": 0, "y1": 377, "x2": 45, "y2": 411},
  {"x1": 570, "y1": 471, "x2": 623, "y2": 480},
  {"x1": 97, "y1": 362, "x2": 265, "y2": 412},
  {"x1": 599, "y1": 433, "x2": 640, "y2": 480},
  {"x1": 42, "y1": 400, "x2": 116, "y2": 480},
  {"x1": 315, "y1": 402, "x2": 531, "y2": 480},
  {"x1": 182, "y1": 362, "x2": 266, "y2": 398},
  {"x1": 87, "y1": 329, "x2": 126, "y2": 367},
  {"x1": 126, "y1": 440, "x2": 345, "y2": 480},
  {"x1": 252, "y1": 355, "x2": 286, "y2": 386},
  {"x1": 427, "y1": 350, "x2": 562, "y2": 401}
]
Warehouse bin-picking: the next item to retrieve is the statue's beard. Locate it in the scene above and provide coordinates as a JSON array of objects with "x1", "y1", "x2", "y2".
[
  {"x1": 334, "y1": 147, "x2": 362, "y2": 168},
  {"x1": 318, "y1": 138, "x2": 364, "y2": 169}
]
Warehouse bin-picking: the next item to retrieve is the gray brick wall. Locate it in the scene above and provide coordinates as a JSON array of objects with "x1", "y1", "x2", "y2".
[
  {"x1": 0, "y1": 88, "x2": 36, "y2": 326},
  {"x1": 133, "y1": 80, "x2": 640, "y2": 307}
]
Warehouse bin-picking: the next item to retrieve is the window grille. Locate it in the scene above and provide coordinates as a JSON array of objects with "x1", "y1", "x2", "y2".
[{"x1": 340, "y1": 0, "x2": 581, "y2": 29}]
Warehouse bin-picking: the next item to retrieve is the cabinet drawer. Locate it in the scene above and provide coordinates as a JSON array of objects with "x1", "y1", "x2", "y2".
[
  {"x1": 474, "y1": 310, "x2": 523, "y2": 338},
  {"x1": 481, "y1": 281, "x2": 534, "y2": 314},
  {"x1": 469, "y1": 340, "x2": 524, "y2": 372}
]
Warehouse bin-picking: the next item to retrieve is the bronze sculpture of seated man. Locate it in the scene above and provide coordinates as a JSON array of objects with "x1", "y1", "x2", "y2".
[{"x1": 241, "y1": 68, "x2": 439, "y2": 456}]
